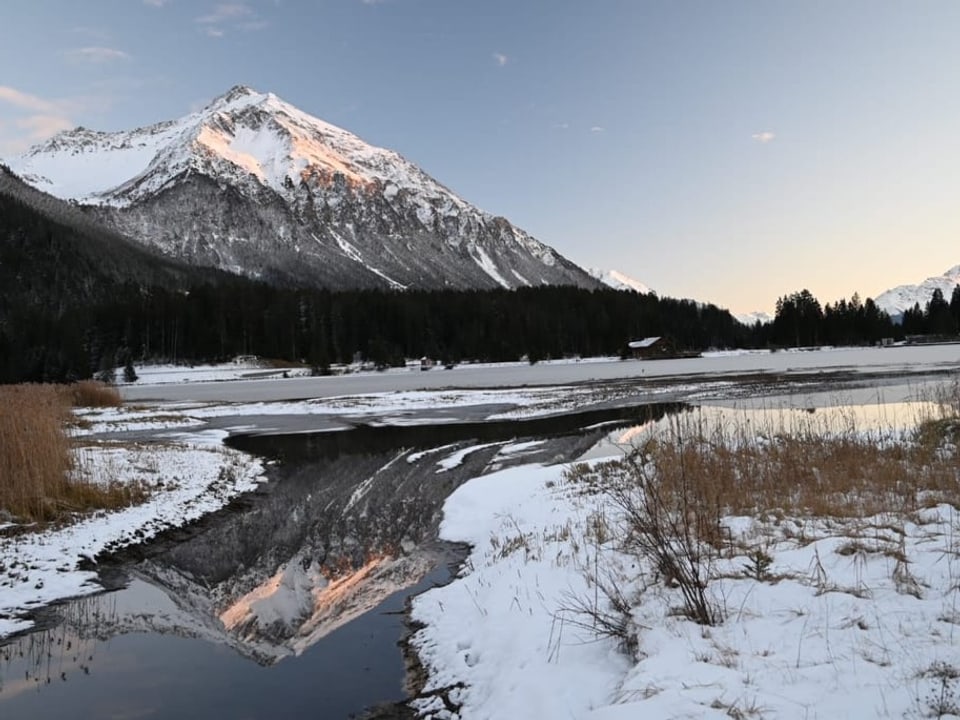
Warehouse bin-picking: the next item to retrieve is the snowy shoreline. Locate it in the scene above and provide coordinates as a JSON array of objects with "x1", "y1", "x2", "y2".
[
  {"x1": 4, "y1": 361, "x2": 960, "y2": 720},
  {"x1": 0, "y1": 430, "x2": 265, "y2": 639},
  {"x1": 407, "y1": 457, "x2": 960, "y2": 719}
]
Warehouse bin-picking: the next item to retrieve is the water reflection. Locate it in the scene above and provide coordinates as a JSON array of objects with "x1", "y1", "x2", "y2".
[
  {"x1": 0, "y1": 595, "x2": 113, "y2": 701},
  {"x1": 1, "y1": 402, "x2": 683, "y2": 719},
  {"x1": 582, "y1": 399, "x2": 943, "y2": 461}
]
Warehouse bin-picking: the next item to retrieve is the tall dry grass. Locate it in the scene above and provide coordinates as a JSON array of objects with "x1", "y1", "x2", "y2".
[
  {"x1": 64, "y1": 380, "x2": 122, "y2": 408},
  {"x1": 570, "y1": 393, "x2": 960, "y2": 529},
  {"x1": 564, "y1": 389, "x2": 960, "y2": 626},
  {"x1": 0, "y1": 383, "x2": 141, "y2": 524}
]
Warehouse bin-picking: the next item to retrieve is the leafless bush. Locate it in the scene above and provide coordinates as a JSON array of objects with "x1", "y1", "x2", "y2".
[
  {"x1": 560, "y1": 569, "x2": 643, "y2": 660},
  {"x1": 609, "y1": 443, "x2": 725, "y2": 625}
]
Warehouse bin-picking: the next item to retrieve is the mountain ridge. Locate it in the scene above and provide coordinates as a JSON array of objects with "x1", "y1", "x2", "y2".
[
  {"x1": 7, "y1": 86, "x2": 599, "y2": 292},
  {"x1": 874, "y1": 265, "x2": 960, "y2": 318},
  {"x1": 587, "y1": 268, "x2": 653, "y2": 294}
]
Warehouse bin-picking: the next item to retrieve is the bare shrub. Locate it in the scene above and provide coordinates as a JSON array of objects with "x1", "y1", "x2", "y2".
[
  {"x1": 560, "y1": 570, "x2": 643, "y2": 660},
  {"x1": 609, "y1": 444, "x2": 725, "y2": 625}
]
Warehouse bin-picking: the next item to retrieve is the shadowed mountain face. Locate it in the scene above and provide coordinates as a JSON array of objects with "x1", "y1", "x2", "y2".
[
  {"x1": 9, "y1": 86, "x2": 600, "y2": 292},
  {"x1": 0, "y1": 166, "x2": 211, "y2": 304}
]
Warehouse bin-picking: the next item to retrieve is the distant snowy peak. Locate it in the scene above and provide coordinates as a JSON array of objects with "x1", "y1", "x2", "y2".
[
  {"x1": 735, "y1": 311, "x2": 773, "y2": 326},
  {"x1": 588, "y1": 268, "x2": 653, "y2": 294},
  {"x1": 874, "y1": 265, "x2": 960, "y2": 318}
]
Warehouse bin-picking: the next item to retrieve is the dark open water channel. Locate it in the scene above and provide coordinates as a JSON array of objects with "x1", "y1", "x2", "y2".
[{"x1": 0, "y1": 402, "x2": 681, "y2": 719}]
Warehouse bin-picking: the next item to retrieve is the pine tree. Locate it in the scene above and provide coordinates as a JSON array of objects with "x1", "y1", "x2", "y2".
[{"x1": 123, "y1": 358, "x2": 138, "y2": 383}]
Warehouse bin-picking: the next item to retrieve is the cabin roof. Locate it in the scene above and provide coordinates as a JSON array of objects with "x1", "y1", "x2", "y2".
[{"x1": 628, "y1": 336, "x2": 662, "y2": 349}]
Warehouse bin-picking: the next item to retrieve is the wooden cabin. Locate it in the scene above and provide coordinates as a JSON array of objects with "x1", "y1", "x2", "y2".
[{"x1": 627, "y1": 336, "x2": 676, "y2": 359}]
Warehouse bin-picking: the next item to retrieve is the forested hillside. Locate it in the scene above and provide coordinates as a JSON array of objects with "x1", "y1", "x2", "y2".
[{"x1": 4, "y1": 166, "x2": 956, "y2": 385}]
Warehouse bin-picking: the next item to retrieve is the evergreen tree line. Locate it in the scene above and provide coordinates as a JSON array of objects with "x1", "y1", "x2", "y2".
[
  {"x1": 901, "y1": 287, "x2": 960, "y2": 337},
  {"x1": 0, "y1": 280, "x2": 752, "y2": 383},
  {"x1": 3, "y1": 165, "x2": 959, "y2": 385},
  {"x1": 764, "y1": 286, "x2": 960, "y2": 348}
]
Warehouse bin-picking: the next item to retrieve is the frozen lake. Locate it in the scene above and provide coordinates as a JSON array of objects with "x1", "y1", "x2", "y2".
[{"x1": 122, "y1": 344, "x2": 960, "y2": 404}]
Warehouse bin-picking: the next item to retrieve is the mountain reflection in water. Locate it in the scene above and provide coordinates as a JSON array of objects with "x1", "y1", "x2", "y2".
[{"x1": 0, "y1": 402, "x2": 682, "y2": 719}]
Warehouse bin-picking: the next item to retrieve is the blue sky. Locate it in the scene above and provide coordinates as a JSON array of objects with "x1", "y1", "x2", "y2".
[{"x1": 1, "y1": 1, "x2": 959, "y2": 314}]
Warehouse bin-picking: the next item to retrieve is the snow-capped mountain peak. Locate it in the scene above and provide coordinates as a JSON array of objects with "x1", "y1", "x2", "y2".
[
  {"x1": 735, "y1": 311, "x2": 773, "y2": 326},
  {"x1": 7, "y1": 86, "x2": 596, "y2": 292},
  {"x1": 588, "y1": 268, "x2": 653, "y2": 294},
  {"x1": 16, "y1": 84, "x2": 459, "y2": 212},
  {"x1": 874, "y1": 265, "x2": 960, "y2": 318}
]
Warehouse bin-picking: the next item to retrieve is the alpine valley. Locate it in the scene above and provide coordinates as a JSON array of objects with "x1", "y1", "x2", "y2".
[{"x1": 7, "y1": 86, "x2": 599, "y2": 292}]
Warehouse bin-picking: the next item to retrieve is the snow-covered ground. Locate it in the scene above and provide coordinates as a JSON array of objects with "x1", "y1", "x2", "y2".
[
  {"x1": 131, "y1": 362, "x2": 303, "y2": 385},
  {"x1": 410, "y1": 449, "x2": 960, "y2": 719},
  {"x1": 126, "y1": 357, "x2": 622, "y2": 387},
  {"x1": 0, "y1": 431, "x2": 264, "y2": 638},
  {"x1": 6, "y1": 358, "x2": 960, "y2": 718},
  {"x1": 121, "y1": 344, "x2": 960, "y2": 406}
]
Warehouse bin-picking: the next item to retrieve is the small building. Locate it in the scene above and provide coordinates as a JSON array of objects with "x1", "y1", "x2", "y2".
[{"x1": 627, "y1": 336, "x2": 676, "y2": 359}]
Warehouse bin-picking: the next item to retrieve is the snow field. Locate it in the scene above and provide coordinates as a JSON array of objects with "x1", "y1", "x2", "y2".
[{"x1": 410, "y1": 458, "x2": 960, "y2": 719}]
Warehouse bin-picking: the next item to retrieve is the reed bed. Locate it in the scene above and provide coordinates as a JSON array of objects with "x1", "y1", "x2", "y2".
[
  {"x1": 569, "y1": 383, "x2": 960, "y2": 532},
  {"x1": 567, "y1": 382, "x2": 960, "y2": 531},
  {"x1": 564, "y1": 384, "x2": 960, "y2": 625},
  {"x1": 0, "y1": 383, "x2": 141, "y2": 525},
  {"x1": 63, "y1": 380, "x2": 122, "y2": 408}
]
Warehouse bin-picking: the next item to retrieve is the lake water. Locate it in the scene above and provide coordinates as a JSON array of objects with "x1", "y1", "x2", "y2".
[{"x1": 0, "y1": 402, "x2": 680, "y2": 719}]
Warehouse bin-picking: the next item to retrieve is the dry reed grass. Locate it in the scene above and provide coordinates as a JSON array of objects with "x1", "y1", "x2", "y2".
[
  {"x1": 569, "y1": 384, "x2": 960, "y2": 530},
  {"x1": 0, "y1": 383, "x2": 142, "y2": 524},
  {"x1": 64, "y1": 380, "x2": 122, "y2": 408},
  {"x1": 564, "y1": 384, "x2": 960, "y2": 626}
]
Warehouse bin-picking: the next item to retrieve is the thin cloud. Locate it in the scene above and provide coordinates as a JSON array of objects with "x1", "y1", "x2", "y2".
[
  {"x1": 493, "y1": 52, "x2": 508, "y2": 67},
  {"x1": 66, "y1": 47, "x2": 131, "y2": 64},
  {"x1": 0, "y1": 86, "x2": 61, "y2": 114},
  {"x1": 196, "y1": 3, "x2": 265, "y2": 36},
  {"x1": 590, "y1": 126, "x2": 605, "y2": 133},
  {"x1": 196, "y1": 3, "x2": 253, "y2": 24},
  {"x1": 0, "y1": 87, "x2": 76, "y2": 154},
  {"x1": 143, "y1": 0, "x2": 169, "y2": 6},
  {"x1": 552, "y1": 122, "x2": 570, "y2": 130},
  {"x1": 17, "y1": 114, "x2": 74, "y2": 138},
  {"x1": 752, "y1": 131, "x2": 775, "y2": 144}
]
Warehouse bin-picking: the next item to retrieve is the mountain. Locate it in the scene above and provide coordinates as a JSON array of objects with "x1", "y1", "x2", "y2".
[
  {"x1": 588, "y1": 268, "x2": 653, "y2": 294},
  {"x1": 874, "y1": 265, "x2": 960, "y2": 318},
  {"x1": 734, "y1": 311, "x2": 773, "y2": 326},
  {"x1": 0, "y1": 164, "x2": 244, "y2": 381},
  {"x1": 7, "y1": 86, "x2": 599, "y2": 292},
  {"x1": 0, "y1": 164, "x2": 215, "y2": 298}
]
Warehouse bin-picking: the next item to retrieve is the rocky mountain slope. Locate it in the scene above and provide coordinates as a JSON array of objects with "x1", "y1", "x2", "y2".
[{"x1": 7, "y1": 86, "x2": 598, "y2": 291}]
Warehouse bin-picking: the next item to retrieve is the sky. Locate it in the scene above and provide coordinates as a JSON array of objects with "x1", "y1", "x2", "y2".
[{"x1": 1, "y1": 1, "x2": 959, "y2": 314}]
